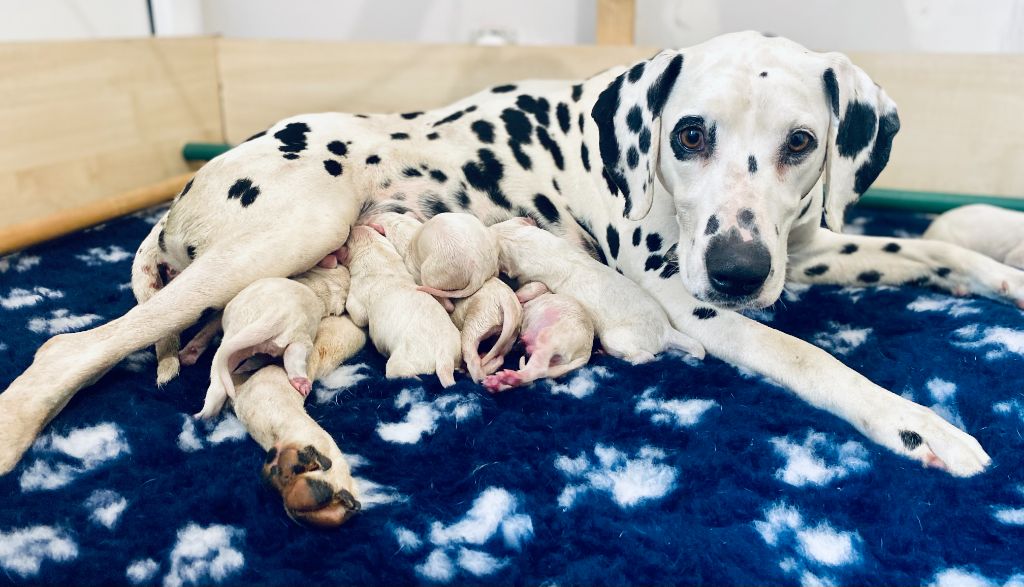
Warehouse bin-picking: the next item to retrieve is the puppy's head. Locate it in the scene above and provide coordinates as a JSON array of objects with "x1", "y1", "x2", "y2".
[{"x1": 592, "y1": 31, "x2": 899, "y2": 309}]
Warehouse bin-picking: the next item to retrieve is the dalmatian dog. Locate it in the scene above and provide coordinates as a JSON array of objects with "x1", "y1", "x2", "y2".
[{"x1": 3, "y1": 31, "x2": 1022, "y2": 485}]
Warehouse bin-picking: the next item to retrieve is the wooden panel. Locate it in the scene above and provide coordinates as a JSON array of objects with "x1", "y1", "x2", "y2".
[
  {"x1": 219, "y1": 40, "x2": 1024, "y2": 199},
  {"x1": 596, "y1": 0, "x2": 636, "y2": 46},
  {"x1": 0, "y1": 37, "x2": 223, "y2": 232}
]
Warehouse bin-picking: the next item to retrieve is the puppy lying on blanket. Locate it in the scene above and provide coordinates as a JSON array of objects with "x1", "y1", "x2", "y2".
[
  {"x1": 491, "y1": 218, "x2": 705, "y2": 364},
  {"x1": 484, "y1": 282, "x2": 594, "y2": 392},
  {"x1": 195, "y1": 266, "x2": 350, "y2": 420},
  {"x1": 343, "y1": 225, "x2": 462, "y2": 386},
  {"x1": 451, "y1": 277, "x2": 523, "y2": 382},
  {"x1": 924, "y1": 204, "x2": 1024, "y2": 271}
]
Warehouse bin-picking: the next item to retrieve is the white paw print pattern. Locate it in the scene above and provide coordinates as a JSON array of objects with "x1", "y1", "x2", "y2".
[
  {"x1": 754, "y1": 502, "x2": 862, "y2": 586},
  {"x1": 555, "y1": 444, "x2": 678, "y2": 509}
]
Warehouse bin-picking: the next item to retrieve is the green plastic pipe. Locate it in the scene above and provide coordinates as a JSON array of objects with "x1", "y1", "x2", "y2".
[{"x1": 182, "y1": 142, "x2": 1024, "y2": 213}]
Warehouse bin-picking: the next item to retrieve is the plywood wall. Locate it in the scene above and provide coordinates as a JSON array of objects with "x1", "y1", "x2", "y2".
[{"x1": 0, "y1": 37, "x2": 222, "y2": 231}]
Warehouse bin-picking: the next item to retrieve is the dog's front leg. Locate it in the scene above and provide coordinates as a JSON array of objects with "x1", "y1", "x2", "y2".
[
  {"x1": 232, "y1": 316, "x2": 366, "y2": 528},
  {"x1": 633, "y1": 269, "x2": 992, "y2": 477},
  {"x1": 789, "y1": 227, "x2": 1024, "y2": 308}
]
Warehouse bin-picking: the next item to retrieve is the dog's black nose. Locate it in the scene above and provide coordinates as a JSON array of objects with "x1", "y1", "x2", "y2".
[{"x1": 705, "y1": 229, "x2": 771, "y2": 298}]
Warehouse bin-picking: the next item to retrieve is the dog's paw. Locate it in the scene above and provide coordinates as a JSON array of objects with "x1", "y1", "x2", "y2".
[
  {"x1": 865, "y1": 397, "x2": 991, "y2": 477},
  {"x1": 935, "y1": 256, "x2": 1024, "y2": 310},
  {"x1": 262, "y1": 444, "x2": 361, "y2": 528},
  {"x1": 156, "y1": 355, "x2": 180, "y2": 386},
  {"x1": 482, "y1": 369, "x2": 523, "y2": 392},
  {"x1": 289, "y1": 377, "x2": 312, "y2": 397}
]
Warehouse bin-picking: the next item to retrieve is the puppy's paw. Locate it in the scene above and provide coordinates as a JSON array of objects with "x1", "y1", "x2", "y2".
[
  {"x1": 156, "y1": 356, "x2": 180, "y2": 386},
  {"x1": 262, "y1": 444, "x2": 361, "y2": 528},
  {"x1": 865, "y1": 398, "x2": 991, "y2": 477},
  {"x1": 289, "y1": 377, "x2": 312, "y2": 397},
  {"x1": 482, "y1": 369, "x2": 522, "y2": 393}
]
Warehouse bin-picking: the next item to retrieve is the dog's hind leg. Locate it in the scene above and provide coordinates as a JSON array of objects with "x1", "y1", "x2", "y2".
[
  {"x1": 0, "y1": 226, "x2": 348, "y2": 475},
  {"x1": 130, "y1": 214, "x2": 183, "y2": 386}
]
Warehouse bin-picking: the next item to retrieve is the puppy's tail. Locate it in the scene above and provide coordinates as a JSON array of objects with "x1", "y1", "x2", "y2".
[
  {"x1": 479, "y1": 292, "x2": 522, "y2": 367},
  {"x1": 435, "y1": 353, "x2": 456, "y2": 388},
  {"x1": 416, "y1": 283, "x2": 482, "y2": 299},
  {"x1": 664, "y1": 328, "x2": 705, "y2": 360},
  {"x1": 209, "y1": 322, "x2": 275, "y2": 401}
]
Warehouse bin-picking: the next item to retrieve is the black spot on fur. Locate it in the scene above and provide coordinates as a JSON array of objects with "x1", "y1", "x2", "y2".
[
  {"x1": 536, "y1": 127, "x2": 564, "y2": 170},
  {"x1": 822, "y1": 69, "x2": 840, "y2": 117},
  {"x1": 556, "y1": 102, "x2": 571, "y2": 134},
  {"x1": 323, "y1": 159, "x2": 343, "y2": 176},
  {"x1": 638, "y1": 128, "x2": 652, "y2": 154},
  {"x1": 581, "y1": 144, "x2": 591, "y2": 172},
  {"x1": 227, "y1": 178, "x2": 260, "y2": 207},
  {"x1": 400, "y1": 111, "x2": 423, "y2": 119},
  {"x1": 748, "y1": 155, "x2": 758, "y2": 174},
  {"x1": 759, "y1": 71, "x2": 767, "y2": 78},
  {"x1": 624, "y1": 146, "x2": 639, "y2": 170},
  {"x1": 244, "y1": 130, "x2": 266, "y2": 142},
  {"x1": 798, "y1": 199, "x2": 814, "y2": 219},
  {"x1": 273, "y1": 122, "x2": 310, "y2": 157},
  {"x1": 606, "y1": 225, "x2": 620, "y2": 259},
  {"x1": 837, "y1": 102, "x2": 878, "y2": 158},
  {"x1": 935, "y1": 267, "x2": 952, "y2": 278},
  {"x1": 705, "y1": 216, "x2": 720, "y2": 236},
  {"x1": 804, "y1": 264, "x2": 829, "y2": 277},
  {"x1": 421, "y1": 194, "x2": 451, "y2": 217},
  {"x1": 883, "y1": 242, "x2": 901, "y2": 253},
  {"x1": 577, "y1": 112, "x2": 584, "y2": 133},
  {"x1": 402, "y1": 167, "x2": 422, "y2": 178},
  {"x1": 179, "y1": 178, "x2": 194, "y2": 198},
  {"x1": 858, "y1": 270, "x2": 882, "y2": 283},
  {"x1": 646, "y1": 232, "x2": 662, "y2": 252},
  {"x1": 186, "y1": 245, "x2": 197, "y2": 260},
  {"x1": 628, "y1": 61, "x2": 646, "y2": 82},
  {"x1": 492, "y1": 84, "x2": 517, "y2": 93},
  {"x1": 571, "y1": 84, "x2": 583, "y2": 102},
  {"x1": 433, "y1": 110, "x2": 465, "y2": 127},
  {"x1": 365, "y1": 155, "x2": 381, "y2": 165},
  {"x1": 626, "y1": 106, "x2": 643, "y2": 133},
  {"x1": 593, "y1": 75, "x2": 631, "y2": 207},
  {"x1": 501, "y1": 108, "x2": 534, "y2": 170},
  {"x1": 454, "y1": 185, "x2": 471, "y2": 208},
  {"x1": 327, "y1": 140, "x2": 348, "y2": 157},
  {"x1": 354, "y1": 114, "x2": 369, "y2": 119},
  {"x1": 660, "y1": 244, "x2": 680, "y2": 279},
  {"x1": 426, "y1": 132, "x2": 440, "y2": 140},
  {"x1": 283, "y1": 153, "x2": 299, "y2": 160},
  {"x1": 601, "y1": 168, "x2": 620, "y2": 197},
  {"x1": 552, "y1": 178, "x2": 561, "y2": 193},
  {"x1": 854, "y1": 111, "x2": 900, "y2": 195},
  {"x1": 462, "y1": 149, "x2": 511, "y2": 209},
  {"x1": 645, "y1": 254, "x2": 664, "y2": 271},
  {"x1": 158, "y1": 230, "x2": 167, "y2": 252},
  {"x1": 471, "y1": 120, "x2": 495, "y2": 144},
  {"x1": 646, "y1": 54, "x2": 684, "y2": 116},
  {"x1": 533, "y1": 194, "x2": 560, "y2": 225},
  {"x1": 841, "y1": 243, "x2": 858, "y2": 254},
  {"x1": 899, "y1": 430, "x2": 923, "y2": 450},
  {"x1": 390, "y1": 132, "x2": 410, "y2": 140},
  {"x1": 465, "y1": 105, "x2": 478, "y2": 113},
  {"x1": 738, "y1": 208, "x2": 755, "y2": 228},
  {"x1": 693, "y1": 306, "x2": 717, "y2": 320},
  {"x1": 429, "y1": 170, "x2": 448, "y2": 183},
  {"x1": 903, "y1": 276, "x2": 931, "y2": 287},
  {"x1": 517, "y1": 95, "x2": 551, "y2": 127}
]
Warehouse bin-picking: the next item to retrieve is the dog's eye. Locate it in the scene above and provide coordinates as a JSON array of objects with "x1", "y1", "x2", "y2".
[
  {"x1": 679, "y1": 126, "x2": 706, "y2": 151},
  {"x1": 787, "y1": 131, "x2": 813, "y2": 153}
]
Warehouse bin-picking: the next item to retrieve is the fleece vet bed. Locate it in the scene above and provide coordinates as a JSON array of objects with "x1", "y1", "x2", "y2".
[{"x1": 0, "y1": 205, "x2": 1021, "y2": 586}]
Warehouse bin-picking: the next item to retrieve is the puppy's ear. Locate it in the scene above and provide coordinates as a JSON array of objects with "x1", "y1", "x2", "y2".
[
  {"x1": 820, "y1": 55, "x2": 900, "y2": 232},
  {"x1": 592, "y1": 50, "x2": 684, "y2": 221}
]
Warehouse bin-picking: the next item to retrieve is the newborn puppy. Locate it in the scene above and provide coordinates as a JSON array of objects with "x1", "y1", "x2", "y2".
[
  {"x1": 194, "y1": 266, "x2": 350, "y2": 420},
  {"x1": 483, "y1": 282, "x2": 594, "y2": 392},
  {"x1": 491, "y1": 218, "x2": 705, "y2": 363},
  {"x1": 344, "y1": 225, "x2": 461, "y2": 386},
  {"x1": 402, "y1": 212, "x2": 499, "y2": 301},
  {"x1": 923, "y1": 204, "x2": 1024, "y2": 269},
  {"x1": 450, "y1": 277, "x2": 523, "y2": 382}
]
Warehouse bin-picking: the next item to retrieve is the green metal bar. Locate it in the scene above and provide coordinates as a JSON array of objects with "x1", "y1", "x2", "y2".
[
  {"x1": 859, "y1": 188, "x2": 1024, "y2": 213},
  {"x1": 182, "y1": 142, "x2": 1024, "y2": 213}
]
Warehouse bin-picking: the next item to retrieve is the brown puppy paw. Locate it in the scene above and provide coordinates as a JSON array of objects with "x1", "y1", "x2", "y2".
[{"x1": 261, "y1": 443, "x2": 361, "y2": 528}]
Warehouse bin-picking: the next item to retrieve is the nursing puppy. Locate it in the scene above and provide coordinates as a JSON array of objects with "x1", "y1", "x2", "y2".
[
  {"x1": 491, "y1": 218, "x2": 705, "y2": 363},
  {"x1": 483, "y1": 282, "x2": 594, "y2": 392},
  {"x1": 343, "y1": 225, "x2": 461, "y2": 386},
  {"x1": 404, "y1": 212, "x2": 500, "y2": 301},
  {"x1": 450, "y1": 277, "x2": 523, "y2": 382},
  {"x1": 924, "y1": 204, "x2": 1024, "y2": 270},
  {"x1": 195, "y1": 266, "x2": 350, "y2": 420}
]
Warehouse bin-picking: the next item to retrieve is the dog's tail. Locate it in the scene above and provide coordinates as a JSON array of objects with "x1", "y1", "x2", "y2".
[
  {"x1": 416, "y1": 283, "x2": 482, "y2": 299},
  {"x1": 479, "y1": 292, "x2": 521, "y2": 368}
]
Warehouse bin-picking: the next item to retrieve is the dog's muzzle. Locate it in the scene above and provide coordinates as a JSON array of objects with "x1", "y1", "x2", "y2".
[{"x1": 704, "y1": 229, "x2": 771, "y2": 298}]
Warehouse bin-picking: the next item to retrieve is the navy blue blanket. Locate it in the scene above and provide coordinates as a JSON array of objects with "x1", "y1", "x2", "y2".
[{"x1": 1, "y1": 206, "x2": 1022, "y2": 586}]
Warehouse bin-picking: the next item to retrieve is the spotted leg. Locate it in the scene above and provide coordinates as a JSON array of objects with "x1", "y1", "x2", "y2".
[
  {"x1": 789, "y1": 228, "x2": 1024, "y2": 308},
  {"x1": 130, "y1": 215, "x2": 184, "y2": 385}
]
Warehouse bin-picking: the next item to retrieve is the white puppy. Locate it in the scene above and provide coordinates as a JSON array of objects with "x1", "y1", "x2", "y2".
[
  {"x1": 450, "y1": 277, "x2": 523, "y2": 382},
  {"x1": 923, "y1": 204, "x2": 1024, "y2": 270},
  {"x1": 195, "y1": 266, "x2": 350, "y2": 420},
  {"x1": 483, "y1": 282, "x2": 594, "y2": 392},
  {"x1": 491, "y1": 218, "x2": 705, "y2": 363},
  {"x1": 343, "y1": 225, "x2": 461, "y2": 386}
]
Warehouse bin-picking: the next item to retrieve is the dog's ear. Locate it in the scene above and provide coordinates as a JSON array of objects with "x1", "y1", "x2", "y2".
[
  {"x1": 592, "y1": 50, "x2": 684, "y2": 221},
  {"x1": 820, "y1": 55, "x2": 900, "y2": 232}
]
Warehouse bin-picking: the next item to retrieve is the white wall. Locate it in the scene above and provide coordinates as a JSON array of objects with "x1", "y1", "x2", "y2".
[{"x1": 0, "y1": 0, "x2": 150, "y2": 41}]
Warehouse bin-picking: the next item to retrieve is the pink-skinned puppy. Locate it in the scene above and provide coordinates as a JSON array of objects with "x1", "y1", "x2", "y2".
[
  {"x1": 490, "y1": 218, "x2": 705, "y2": 363},
  {"x1": 483, "y1": 282, "x2": 594, "y2": 392},
  {"x1": 195, "y1": 266, "x2": 350, "y2": 420},
  {"x1": 343, "y1": 225, "x2": 461, "y2": 386},
  {"x1": 450, "y1": 277, "x2": 523, "y2": 382}
]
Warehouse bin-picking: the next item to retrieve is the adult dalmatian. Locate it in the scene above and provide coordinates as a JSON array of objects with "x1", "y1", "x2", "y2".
[{"x1": 2, "y1": 32, "x2": 1020, "y2": 496}]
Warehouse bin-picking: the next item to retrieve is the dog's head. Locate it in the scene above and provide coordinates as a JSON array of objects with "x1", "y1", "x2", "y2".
[{"x1": 592, "y1": 31, "x2": 899, "y2": 309}]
